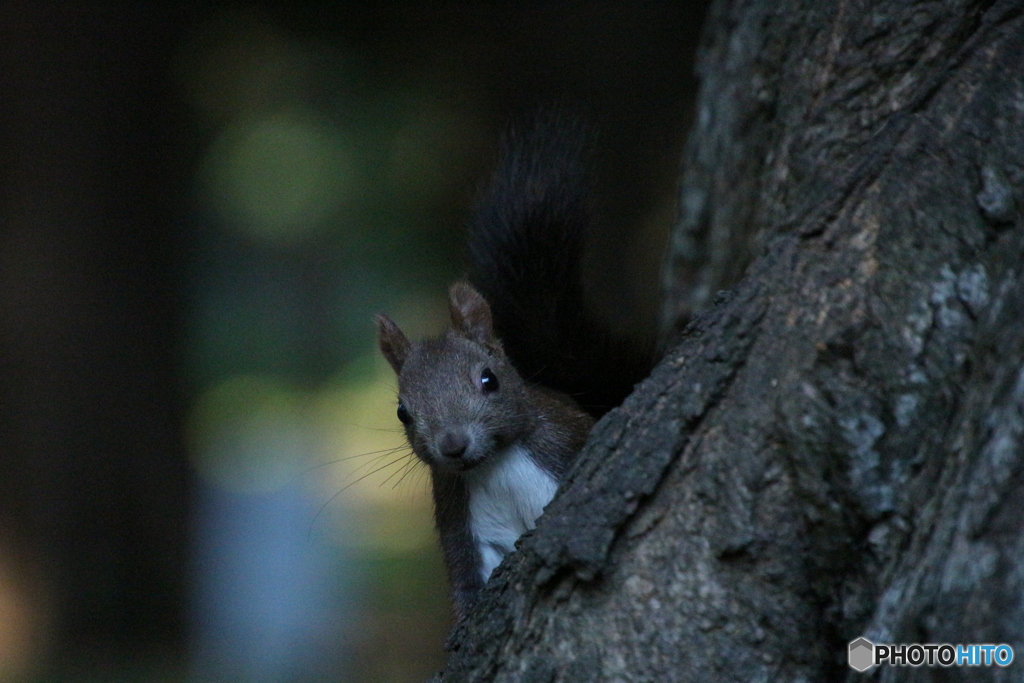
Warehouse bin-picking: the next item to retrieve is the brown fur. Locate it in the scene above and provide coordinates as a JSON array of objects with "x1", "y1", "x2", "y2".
[{"x1": 376, "y1": 282, "x2": 593, "y2": 620}]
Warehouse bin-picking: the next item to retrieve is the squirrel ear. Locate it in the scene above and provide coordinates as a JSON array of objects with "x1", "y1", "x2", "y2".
[
  {"x1": 448, "y1": 282, "x2": 499, "y2": 348},
  {"x1": 376, "y1": 314, "x2": 411, "y2": 374}
]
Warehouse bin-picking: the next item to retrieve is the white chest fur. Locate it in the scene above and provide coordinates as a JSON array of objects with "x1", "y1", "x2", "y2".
[{"x1": 465, "y1": 445, "x2": 559, "y2": 583}]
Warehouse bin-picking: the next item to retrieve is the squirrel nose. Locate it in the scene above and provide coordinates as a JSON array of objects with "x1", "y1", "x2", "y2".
[{"x1": 439, "y1": 431, "x2": 469, "y2": 460}]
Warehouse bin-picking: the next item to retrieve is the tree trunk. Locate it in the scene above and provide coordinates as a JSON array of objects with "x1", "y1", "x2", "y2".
[{"x1": 436, "y1": 0, "x2": 1024, "y2": 681}]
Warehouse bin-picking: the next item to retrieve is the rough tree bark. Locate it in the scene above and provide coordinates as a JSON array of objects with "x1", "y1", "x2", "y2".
[{"x1": 436, "y1": 0, "x2": 1024, "y2": 681}]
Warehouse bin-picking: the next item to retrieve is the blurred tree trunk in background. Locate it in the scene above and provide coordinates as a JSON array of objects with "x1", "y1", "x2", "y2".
[
  {"x1": 0, "y1": 6, "x2": 191, "y2": 677},
  {"x1": 437, "y1": 0, "x2": 1024, "y2": 681}
]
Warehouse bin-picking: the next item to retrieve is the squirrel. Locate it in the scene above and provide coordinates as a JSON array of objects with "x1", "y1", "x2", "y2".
[{"x1": 375, "y1": 112, "x2": 652, "y2": 621}]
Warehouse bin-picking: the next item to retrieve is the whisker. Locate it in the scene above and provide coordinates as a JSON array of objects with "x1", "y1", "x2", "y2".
[
  {"x1": 340, "y1": 453, "x2": 415, "y2": 494},
  {"x1": 415, "y1": 466, "x2": 430, "y2": 494},
  {"x1": 378, "y1": 453, "x2": 416, "y2": 488},
  {"x1": 308, "y1": 452, "x2": 416, "y2": 540},
  {"x1": 341, "y1": 448, "x2": 406, "y2": 482},
  {"x1": 300, "y1": 445, "x2": 410, "y2": 476},
  {"x1": 391, "y1": 457, "x2": 423, "y2": 490}
]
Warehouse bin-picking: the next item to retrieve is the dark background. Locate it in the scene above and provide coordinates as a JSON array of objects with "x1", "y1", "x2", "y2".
[{"x1": 0, "y1": 3, "x2": 708, "y2": 680}]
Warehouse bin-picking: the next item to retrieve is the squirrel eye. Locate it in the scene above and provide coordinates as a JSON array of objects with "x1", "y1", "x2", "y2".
[
  {"x1": 396, "y1": 402, "x2": 412, "y2": 425},
  {"x1": 480, "y1": 368, "x2": 499, "y2": 394}
]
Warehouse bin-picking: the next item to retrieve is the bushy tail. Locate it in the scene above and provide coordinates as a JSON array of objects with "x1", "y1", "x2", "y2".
[{"x1": 467, "y1": 111, "x2": 652, "y2": 418}]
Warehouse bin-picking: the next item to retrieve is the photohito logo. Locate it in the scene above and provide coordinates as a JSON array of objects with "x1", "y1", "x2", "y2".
[{"x1": 848, "y1": 637, "x2": 1014, "y2": 672}]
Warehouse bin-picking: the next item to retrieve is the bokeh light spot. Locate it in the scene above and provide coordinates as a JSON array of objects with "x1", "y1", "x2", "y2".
[{"x1": 201, "y1": 111, "x2": 355, "y2": 244}]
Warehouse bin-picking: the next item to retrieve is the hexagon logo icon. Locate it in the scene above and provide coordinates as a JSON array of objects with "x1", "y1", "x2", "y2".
[{"x1": 849, "y1": 637, "x2": 874, "y2": 672}]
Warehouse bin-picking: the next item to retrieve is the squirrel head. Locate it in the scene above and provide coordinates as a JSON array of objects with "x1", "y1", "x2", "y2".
[{"x1": 376, "y1": 283, "x2": 535, "y2": 473}]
